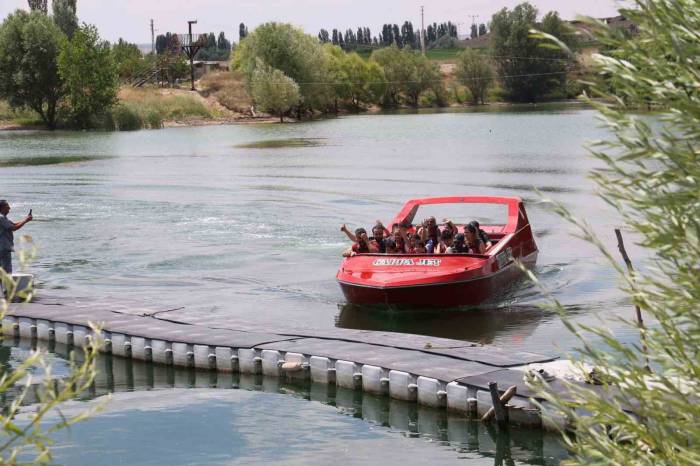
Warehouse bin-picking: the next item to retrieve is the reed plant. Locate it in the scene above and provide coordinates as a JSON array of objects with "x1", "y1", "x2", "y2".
[
  {"x1": 0, "y1": 237, "x2": 102, "y2": 464},
  {"x1": 528, "y1": 1, "x2": 700, "y2": 464}
]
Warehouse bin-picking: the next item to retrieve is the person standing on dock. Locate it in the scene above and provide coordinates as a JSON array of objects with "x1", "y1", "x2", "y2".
[{"x1": 0, "y1": 200, "x2": 33, "y2": 274}]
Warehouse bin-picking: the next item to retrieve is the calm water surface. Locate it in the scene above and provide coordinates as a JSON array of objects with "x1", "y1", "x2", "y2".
[
  {"x1": 1, "y1": 105, "x2": 647, "y2": 463},
  {"x1": 6, "y1": 340, "x2": 568, "y2": 466}
]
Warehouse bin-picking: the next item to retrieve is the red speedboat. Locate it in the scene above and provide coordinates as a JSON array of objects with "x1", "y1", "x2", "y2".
[{"x1": 336, "y1": 196, "x2": 538, "y2": 307}]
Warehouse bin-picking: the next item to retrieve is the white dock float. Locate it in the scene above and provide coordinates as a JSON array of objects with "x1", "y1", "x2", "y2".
[{"x1": 2, "y1": 299, "x2": 593, "y2": 432}]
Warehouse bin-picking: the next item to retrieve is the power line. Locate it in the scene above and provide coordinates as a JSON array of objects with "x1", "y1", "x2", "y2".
[{"x1": 244, "y1": 69, "x2": 572, "y2": 86}]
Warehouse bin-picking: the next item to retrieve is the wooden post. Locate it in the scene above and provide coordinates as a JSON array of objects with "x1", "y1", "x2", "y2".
[
  {"x1": 488, "y1": 382, "x2": 507, "y2": 427},
  {"x1": 482, "y1": 384, "x2": 517, "y2": 423},
  {"x1": 614, "y1": 228, "x2": 650, "y2": 371}
]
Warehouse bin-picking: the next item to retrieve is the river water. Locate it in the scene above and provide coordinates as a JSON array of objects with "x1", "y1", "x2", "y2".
[{"x1": 1, "y1": 105, "x2": 647, "y2": 464}]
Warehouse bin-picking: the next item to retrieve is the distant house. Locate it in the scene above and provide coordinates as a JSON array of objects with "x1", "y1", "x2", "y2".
[
  {"x1": 192, "y1": 61, "x2": 230, "y2": 79},
  {"x1": 568, "y1": 15, "x2": 639, "y2": 44}
]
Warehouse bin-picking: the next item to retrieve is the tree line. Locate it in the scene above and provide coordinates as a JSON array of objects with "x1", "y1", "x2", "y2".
[
  {"x1": 155, "y1": 31, "x2": 232, "y2": 61},
  {"x1": 234, "y1": 2, "x2": 578, "y2": 121},
  {"x1": 317, "y1": 20, "x2": 469, "y2": 51},
  {"x1": 0, "y1": 1, "x2": 117, "y2": 129},
  {"x1": 234, "y1": 22, "x2": 448, "y2": 121}
]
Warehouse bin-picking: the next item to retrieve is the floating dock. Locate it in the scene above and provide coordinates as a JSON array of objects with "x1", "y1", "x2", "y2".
[{"x1": 3, "y1": 298, "x2": 591, "y2": 431}]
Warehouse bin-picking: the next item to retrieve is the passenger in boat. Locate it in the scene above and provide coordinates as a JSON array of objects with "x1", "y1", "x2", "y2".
[
  {"x1": 407, "y1": 234, "x2": 426, "y2": 254},
  {"x1": 434, "y1": 229, "x2": 454, "y2": 254},
  {"x1": 465, "y1": 223, "x2": 486, "y2": 254},
  {"x1": 442, "y1": 218, "x2": 459, "y2": 237},
  {"x1": 448, "y1": 233, "x2": 469, "y2": 253},
  {"x1": 341, "y1": 225, "x2": 379, "y2": 256},
  {"x1": 391, "y1": 222, "x2": 410, "y2": 253},
  {"x1": 384, "y1": 237, "x2": 399, "y2": 254},
  {"x1": 468, "y1": 221, "x2": 493, "y2": 249},
  {"x1": 371, "y1": 222, "x2": 390, "y2": 253},
  {"x1": 418, "y1": 217, "x2": 439, "y2": 245}
]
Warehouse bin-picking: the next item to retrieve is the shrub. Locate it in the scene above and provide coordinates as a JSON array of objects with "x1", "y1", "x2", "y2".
[
  {"x1": 531, "y1": 1, "x2": 700, "y2": 465},
  {"x1": 455, "y1": 49, "x2": 493, "y2": 104},
  {"x1": 111, "y1": 104, "x2": 143, "y2": 131}
]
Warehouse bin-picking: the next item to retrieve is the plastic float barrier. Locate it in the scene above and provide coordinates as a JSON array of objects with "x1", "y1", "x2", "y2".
[
  {"x1": 446, "y1": 381, "x2": 470, "y2": 414},
  {"x1": 131, "y1": 337, "x2": 148, "y2": 361},
  {"x1": 417, "y1": 376, "x2": 447, "y2": 408},
  {"x1": 2, "y1": 303, "x2": 573, "y2": 432},
  {"x1": 309, "y1": 356, "x2": 335, "y2": 384},
  {"x1": 18, "y1": 317, "x2": 35, "y2": 340},
  {"x1": 282, "y1": 352, "x2": 310, "y2": 380},
  {"x1": 54, "y1": 322, "x2": 73, "y2": 345},
  {"x1": 36, "y1": 319, "x2": 52, "y2": 341},
  {"x1": 335, "y1": 360, "x2": 362, "y2": 390},
  {"x1": 261, "y1": 350, "x2": 283, "y2": 377},
  {"x1": 72, "y1": 325, "x2": 89, "y2": 348},
  {"x1": 388, "y1": 370, "x2": 417, "y2": 401},
  {"x1": 111, "y1": 333, "x2": 131, "y2": 358},
  {"x1": 238, "y1": 348, "x2": 262, "y2": 374}
]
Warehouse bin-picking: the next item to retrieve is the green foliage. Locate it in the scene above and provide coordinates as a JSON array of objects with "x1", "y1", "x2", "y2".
[
  {"x1": 530, "y1": 1, "x2": 700, "y2": 465},
  {"x1": 111, "y1": 104, "x2": 143, "y2": 131},
  {"x1": 0, "y1": 239, "x2": 101, "y2": 463},
  {"x1": 58, "y1": 24, "x2": 118, "y2": 129},
  {"x1": 52, "y1": 0, "x2": 77, "y2": 39},
  {"x1": 26, "y1": 0, "x2": 47, "y2": 13},
  {"x1": 250, "y1": 60, "x2": 301, "y2": 122},
  {"x1": 0, "y1": 10, "x2": 65, "y2": 128},
  {"x1": 112, "y1": 38, "x2": 148, "y2": 80},
  {"x1": 455, "y1": 49, "x2": 494, "y2": 104},
  {"x1": 371, "y1": 46, "x2": 440, "y2": 106},
  {"x1": 234, "y1": 22, "x2": 330, "y2": 111},
  {"x1": 490, "y1": 2, "x2": 574, "y2": 102},
  {"x1": 196, "y1": 31, "x2": 231, "y2": 61}
]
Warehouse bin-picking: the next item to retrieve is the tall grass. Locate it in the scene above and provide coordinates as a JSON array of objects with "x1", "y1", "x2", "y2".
[
  {"x1": 114, "y1": 88, "x2": 213, "y2": 130},
  {"x1": 199, "y1": 71, "x2": 252, "y2": 113},
  {"x1": 529, "y1": 1, "x2": 700, "y2": 465},
  {"x1": 0, "y1": 100, "x2": 43, "y2": 126}
]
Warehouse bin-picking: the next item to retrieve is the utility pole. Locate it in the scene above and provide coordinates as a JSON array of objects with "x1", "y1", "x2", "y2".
[
  {"x1": 420, "y1": 5, "x2": 426, "y2": 55},
  {"x1": 150, "y1": 19, "x2": 155, "y2": 55},
  {"x1": 469, "y1": 14, "x2": 479, "y2": 38},
  {"x1": 188, "y1": 20, "x2": 197, "y2": 91}
]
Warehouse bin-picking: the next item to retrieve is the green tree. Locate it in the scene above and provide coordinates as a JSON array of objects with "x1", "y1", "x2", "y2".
[
  {"x1": 455, "y1": 49, "x2": 493, "y2": 104},
  {"x1": 479, "y1": 23, "x2": 487, "y2": 36},
  {"x1": 233, "y1": 22, "x2": 331, "y2": 112},
  {"x1": 52, "y1": 0, "x2": 77, "y2": 38},
  {"x1": 27, "y1": 0, "x2": 47, "y2": 13},
  {"x1": 529, "y1": 1, "x2": 700, "y2": 464},
  {"x1": 239, "y1": 22, "x2": 248, "y2": 41},
  {"x1": 405, "y1": 53, "x2": 441, "y2": 106},
  {"x1": 370, "y1": 45, "x2": 412, "y2": 106},
  {"x1": 250, "y1": 60, "x2": 300, "y2": 122},
  {"x1": 58, "y1": 24, "x2": 118, "y2": 128},
  {"x1": 340, "y1": 52, "x2": 386, "y2": 109},
  {"x1": 112, "y1": 38, "x2": 147, "y2": 80},
  {"x1": 489, "y1": 2, "x2": 573, "y2": 102},
  {"x1": 470, "y1": 23, "x2": 478, "y2": 39},
  {"x1": 0, "y1": 10, "x2": 65, "y2": 128}
]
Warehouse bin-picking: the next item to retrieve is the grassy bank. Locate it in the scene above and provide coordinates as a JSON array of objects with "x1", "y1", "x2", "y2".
[{"x1": 0, "y1": 101, "x2": 43, "y2": 128}]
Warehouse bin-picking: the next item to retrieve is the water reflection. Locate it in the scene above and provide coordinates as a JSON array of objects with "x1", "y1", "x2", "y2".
[
  {"x1": 0, "y1": 155, "x2": 109, "y2": 166},
  {"x1": 2, "y1": 338, "x2": 568, "y2": 465},
  {"x1": 234, "y1": 137, "x2": 327, "y2": 149},
  {"x1": 337, "y1": 304, "x2": 548, "y2": 344}
]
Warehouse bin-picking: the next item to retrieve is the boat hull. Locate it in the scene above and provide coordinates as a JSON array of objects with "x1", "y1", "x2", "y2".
[{"x1": 338, "y1": 253, "x2": 535, "y2": 308}]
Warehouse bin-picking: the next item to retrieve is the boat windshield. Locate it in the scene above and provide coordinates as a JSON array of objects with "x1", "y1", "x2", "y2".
[{"x1": 402, "y1": 202, "x2": 508, "y2": 228}]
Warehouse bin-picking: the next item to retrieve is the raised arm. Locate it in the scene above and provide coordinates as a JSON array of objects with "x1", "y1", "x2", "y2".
[
  {"x1": 340, "y1": 224, "x2": 357, "y2": 242},
  {"x1": 11, "y1": 212, "x2": 33, "y2": 231}
]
